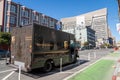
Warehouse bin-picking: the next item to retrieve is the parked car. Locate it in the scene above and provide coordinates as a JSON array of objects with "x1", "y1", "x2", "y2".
[
  {"x1": 80, "y1": 47, "x2": 86, "y2": 51},
  {"x1": 94, "y1": 47, "x2": 100, "y2": 49},
  {"x1": 0, "y1": 50, "x2": 10, "y2": 58}
]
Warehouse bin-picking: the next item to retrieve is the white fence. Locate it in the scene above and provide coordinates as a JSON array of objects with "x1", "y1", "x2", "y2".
[{"x1": 79, "y1": 52, "x2": 97, "y2": 61}]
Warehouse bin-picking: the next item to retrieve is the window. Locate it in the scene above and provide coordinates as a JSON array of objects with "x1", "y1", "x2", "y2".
[
  {"x1": 6, "y1": 27, "x2": 9, "y2": 32},
  {"x1": 32, "y1": 14, "x2": 39, "y2": 21},
  {"x1": 25, "y1": 19, "x2": 29, "y2": 25},
  {"x1": 22, "y1": 10, "x2": 29, "y2": 17},
  {"x1": 81, "y1": 22, "x2": 84, "y2": 24},
  {"x1": 79, "y1": 37, "x2": 81, "y2": 39},
  {"x1": 50, "y1": 20, "x2": 54, "y2": 27},
  {"x1": 40, "y1": 15, "x2": 42, "y2": 24},
  {"x1": 35, "y1": 15, "x2": 39, "y2": 21},
  {"x1": 44, "y1": 17, "x2": 47, "y2": 24},
  {"x1": 10, "y1": 16, "x2": 16, "y2": 24},
  {"x1": 5, "y1": 16, "x2": 8, "y2": 25},
  {"x1": 76, "y1": 27, "x2": 81, "y2": 30},
  {"x1": 21, "y1": 10, "x2": 24, "y2": 16},
  {"x1": 24, "y1": 10, "x2": 29, "y2": 17},
  {"x1": 10, "y1": 5, "x2": 17, "y2": 13},
  {"x1": 6, "y1": 3, "x2": 9, "y2": 11},
  {"x1": 21, "y1": 19, "x2": 29, "y2": 25}
]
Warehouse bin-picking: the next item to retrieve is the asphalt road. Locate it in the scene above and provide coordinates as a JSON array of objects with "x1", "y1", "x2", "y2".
[{"x1": 0, "y1": 49, "x2": 114, "y2": 80}]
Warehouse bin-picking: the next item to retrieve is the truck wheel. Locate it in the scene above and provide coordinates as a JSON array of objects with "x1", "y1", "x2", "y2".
[{"x1": 44, "y1": 61, "x2": 53, "y2": 72}]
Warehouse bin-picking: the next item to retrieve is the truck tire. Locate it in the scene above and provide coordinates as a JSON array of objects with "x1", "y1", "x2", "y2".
[{"x1": 43, "y1": 61, "x2": 53, "y2": 72}]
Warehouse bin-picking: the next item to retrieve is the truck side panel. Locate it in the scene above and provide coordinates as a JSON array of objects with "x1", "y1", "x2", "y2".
[
  {"x1": 11, "y1": 23, "x2": 76, "y2": 72},
  {"x1": 33, "y1": 23, "x2": 74, "y2": 52},
  {"x1": 31, "y1": 24, "x2": 75, "y2": 69}
]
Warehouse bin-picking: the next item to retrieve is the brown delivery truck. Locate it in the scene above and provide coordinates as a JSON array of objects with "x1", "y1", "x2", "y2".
[{"x1": 11, "y1": 23, "x2": 78, "y2": 72}]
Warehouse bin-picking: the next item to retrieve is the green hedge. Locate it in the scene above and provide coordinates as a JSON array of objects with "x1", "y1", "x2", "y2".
[{"x1": 0, "y1": 32, "x2": 11, "y2": 45}]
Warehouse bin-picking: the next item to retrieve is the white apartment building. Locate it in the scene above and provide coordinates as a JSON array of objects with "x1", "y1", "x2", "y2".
[
  {"x1": 61, "y1": 15, "x2": 95, "y2": 47},
  {"x1": 61, "y1": 8, "x2": 111, "y2": 46}
]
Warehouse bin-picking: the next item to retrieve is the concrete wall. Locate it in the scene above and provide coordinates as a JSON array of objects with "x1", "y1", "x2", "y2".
[
  {"x1": 0, "y1": 0, "x2": 4, "y2": 25},
  {"x1": 76, "y1": 16, "x2": 85, "y2": 27}
]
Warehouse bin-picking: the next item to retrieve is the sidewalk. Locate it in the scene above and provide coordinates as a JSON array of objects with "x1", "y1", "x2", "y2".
[
  {"x1": 65, "y1": 50, "x2": 120, "y2": 80},
  {"x1": 116, "y1": 59, "x2": 120, "y2": 80},
  {"x1": 110, "y1": 50, "x2": 120, "y2": 80}
]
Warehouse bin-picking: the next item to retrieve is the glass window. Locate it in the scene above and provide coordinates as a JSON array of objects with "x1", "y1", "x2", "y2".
[
  {"x1": 32, "y1": 14, "x2": 39, "y2": 21},
  {"x1": 35, "y1": 15, "x2": 39, "y2": 21},
  {"x1": 6, "y1": 3, "x2": 8, "y2": 11},
  {"x1": 21, "y1": 10, "x2": 29, "y2": 17},
  {"x1": 6, "y1": 27, "x2": 9, "y2": 32},
  {"x1": 50, "y1": 20, "x2": 54, "y2": 27},
  {"x1": 33, "y1": 15, "x2": 35, "y2": 20},
  {"x1": 21, "y1": 19, "x2": 29, "y2": 25},
  {"x1": 24, "y1": 10, "x2": 29, "y2": 17},
  {"x1": 21, "y1": 10, "x2": 24, "y2": 16},
  {"x1": 44, "y1": 18, "x2": 47, "y2": 24},
  {"x1": 10, "y1": 16, "x2": 16, "y2": 24},
  {"x1": 10, "y1": 5, "x2": 17, "y2": 13},
  {"x1": 40, "y1": 16, "x2": 45, "y2": 24},
  {"x1": 25, "y1": 19, "x2": 29, "y2": 25}
]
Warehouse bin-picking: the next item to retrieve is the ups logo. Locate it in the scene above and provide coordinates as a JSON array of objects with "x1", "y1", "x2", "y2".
[{"x1": 64, "y1": 41, "x2": 68, "y2": 49}]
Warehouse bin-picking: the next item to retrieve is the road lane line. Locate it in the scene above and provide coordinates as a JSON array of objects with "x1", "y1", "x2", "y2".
[
  {"x1": 0, "y1": 63, "x2": 3, "y2": 64},
  {"x1": 2, "y1": 71, "x2": 15, "y2": 80},
  {"x1": 0, "y1": 69, "x2": 17, "y2": 74}
]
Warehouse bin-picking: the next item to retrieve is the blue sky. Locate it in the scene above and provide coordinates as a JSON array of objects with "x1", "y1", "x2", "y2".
[{"x1": 13, "y1": 0, "x2": 120, "y2": 42}]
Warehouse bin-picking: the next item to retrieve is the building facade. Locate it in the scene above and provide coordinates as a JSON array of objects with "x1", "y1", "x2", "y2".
[
  {"x1": 0, "y1": 0, "x2": 62, "y2": 32},
  {"x1": 82, "y1": 8, "x2": 108, "y2": 42},
  {"x1": 61, "y1": 8, "x2": 111, "y2": 47},
  {"x1": 80, "y1": 27, "x2": 95, "y2": 47},
  {"x1": 61, "y1": 16, "x2": 95, "y2": 47}
]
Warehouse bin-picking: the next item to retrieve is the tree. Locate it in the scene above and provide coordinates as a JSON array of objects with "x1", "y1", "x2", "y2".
[
  {"x1": 83, "y1": 41, "x2": 89, "y2": 49},
  {"x1": 100, "y1": 43, "x2": 111, "y2": 48},
  {"x1": 0, "y1": 32, "x2": 11, "y2": 45}
]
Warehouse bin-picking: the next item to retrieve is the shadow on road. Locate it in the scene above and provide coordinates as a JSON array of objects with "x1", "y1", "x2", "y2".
[{"x1": 20, "y1": 59, "x2": 89, "y2": 79}]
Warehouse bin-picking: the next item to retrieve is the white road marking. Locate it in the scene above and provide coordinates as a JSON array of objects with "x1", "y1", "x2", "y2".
[
  {"x1": 2, "y1": 71, "x2": 15, "y2": 80},
  {"x1": 0, "y1": 63, "x2": 3, "y2": 64},
  {"x1": 0, "y1": 69, "x2": 17, "y2": 74}
]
